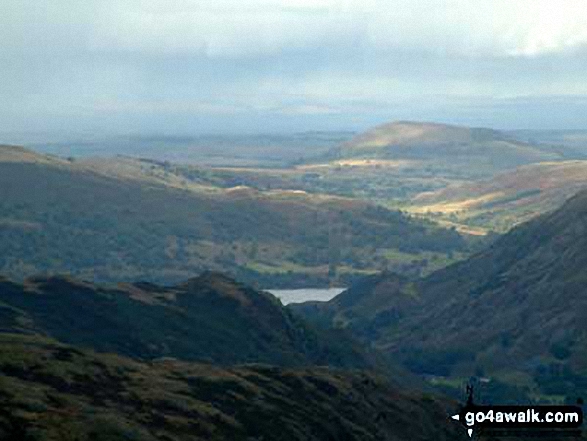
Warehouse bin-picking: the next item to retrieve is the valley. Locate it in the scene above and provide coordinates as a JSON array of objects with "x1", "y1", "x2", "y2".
[
  {"x1": 2, "y1": 120, "x2": 587, "y2": 440},
  {"x1": 292, "y1": 189, "x2": 587, "y2": 405},
  {"x1": 408, "y1": 160, "x2": 587, "y2": 232},
  {"x1": 4, "y1": 1, "x2": 587, "y2": 438},
  {"x1": 0, "y1": 142, "x2": 471, "y2": 288},
  {"x1": 5, "y1": 120, "x2": 586, "y2": 288}
]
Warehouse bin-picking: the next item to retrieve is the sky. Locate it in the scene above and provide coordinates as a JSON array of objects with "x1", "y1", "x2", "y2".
[{"x1": 2, "y1": 0, "x2": 587, "y2": 137}]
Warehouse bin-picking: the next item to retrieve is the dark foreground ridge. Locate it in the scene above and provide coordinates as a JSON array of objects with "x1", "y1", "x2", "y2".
[
  {"x1": 0, "y1": 272, "x2": 373, "y2": 369},
  {"x1": 0, "y1": 334, "x2": 468, "y2": 441}
]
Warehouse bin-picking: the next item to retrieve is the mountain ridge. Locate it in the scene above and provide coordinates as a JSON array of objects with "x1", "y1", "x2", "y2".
[
  {"x1": 318, "y1": 120, "x2": 577, "y2": 179},
  {"x1": 292, "y1": 189, "x2": 587, "y2": 401},
  {"x1": 0, "y1": 333, "x2": 467, "y2": 441},
  {"x1": 0, "y1": 271, "x2": 382, "y2": 370},
  {"x1": 410, "y1": 160, "x2": 587, "y2": 232}
]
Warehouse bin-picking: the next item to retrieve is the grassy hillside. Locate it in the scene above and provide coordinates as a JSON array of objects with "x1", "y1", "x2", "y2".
[
  {"x1": 0, "y1": 145, "x2": 468, "y2": 287},
  {"x1": 0, "y1": 334, "x2": 467, "y2": 441},
  {"x1": 292, "y1": 189, "x2": 587, "y2": 403},
  {"x1": 160, "y1": 157, "x2": 468, "y2": 212},
  {"x1": 409, "y1": 160, "x2": 587, "y2": 232},
  {"x1": 176, "y1": 122, "x2": 584, "y2": 223},
  {"x1": 18, "y1": 123, "x2": 584, "y2": 239},
  {"x1": 0, "y1": 272, "x2": 376, "y2": 369},
  {"x1": 323, "y1": 121, "x2": 573, "y2": 178}
]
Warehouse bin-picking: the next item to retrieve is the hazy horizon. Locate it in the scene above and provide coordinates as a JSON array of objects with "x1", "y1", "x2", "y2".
[{"x1": 3, "y1": 0, "x2": 587, "y2": 135}]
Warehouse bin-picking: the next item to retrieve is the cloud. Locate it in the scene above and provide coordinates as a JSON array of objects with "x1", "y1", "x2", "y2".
[
  {"x1": 370, "y1": 0, "x2": 587, "y2": 57},
  {"x1": 5, "y1": 0, "x2": 587, "y2": 58},
  {"x1": 2, "y1": 0, "x2": 587, "y2": 133},
  {"x1": 67, "y1": 0, "x2": 587, "y2": 58}
]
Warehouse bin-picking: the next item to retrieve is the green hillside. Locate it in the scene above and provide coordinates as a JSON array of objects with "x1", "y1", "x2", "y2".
[
  {"x1": 292, "y1": 189, "x2": 587, "y2": 403},
  {"x1": 409, "y1": 160, "x2": 587, "y2": 232},
  {"x1": 183, "y1": 122, "x2": 583, "y2": 221},
  {"x1": 0, "y1": 145, "x2": 468, "y2": 287},
  {"x1": 324, "y1": 121, "x2": 572, "y2": 178}
]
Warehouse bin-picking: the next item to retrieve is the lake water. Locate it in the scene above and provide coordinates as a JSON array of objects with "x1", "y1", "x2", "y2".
[{"x1": 267, "y1": 288, "x2": 345, "y2": 305}]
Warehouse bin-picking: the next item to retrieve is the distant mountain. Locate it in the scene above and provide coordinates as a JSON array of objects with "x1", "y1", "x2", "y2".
[
  {"x1": 292, "y1": 190, "x2": 587, "y2": 401},
  {"x1": 0, "y1": 272, "x2": 375, "y2": 369},
  {"x1": 0, "y1": 334, "x2": 466, "y2": 441},
  {"x1": 0, "y1": 144, "x2": 467, "y2": 286},
  {"x1": 410, "y1": 160, "x2": 587, "y2": 232},
  {"x1": 322, "y1": 121, "x2": 576, "y2": 178}
]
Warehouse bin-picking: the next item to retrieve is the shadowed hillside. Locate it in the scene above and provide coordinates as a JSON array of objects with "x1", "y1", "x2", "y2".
[
  {"x1": 292, "y1": 189, "x2": 587, "y2": 402},
  {"x1": 0, "y1": 272, "x2": 467, "y2": 440},
  {"x1": 0, "y1": 334, "x2": 467, "y2": 441},
  {"x1": 0, "y1": 272, "x2": 376, "y2": 369}
]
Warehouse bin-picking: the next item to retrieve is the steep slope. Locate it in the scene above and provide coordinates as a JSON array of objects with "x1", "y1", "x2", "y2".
[
  {"x1": 325, "y1": 121, "x2": 571, "y2": 178},
  {"x1": 411, "y1": 160, "x2": 587, "y2": 232},
  {"x1": 405, "y1": 189, "x2": 587, "y2": 374},
  {"x1": 293, "y1": 190, "x2": 587, "y2": 400},
  {"x1": 0, "y1": 272, "x2": 373, "y2": 369},
  {"x1": 0, "y1": 145, "x2": 466, "y2": 287},
  {"x1": 0, "y1": 144, "x2": 69, "y2": 165},
  {"x1": 292, "y1": 272, "x2": 421, "y2": 342},
  {"x1": 0, "y1": 334, "x2": 466, "y2": 441}
]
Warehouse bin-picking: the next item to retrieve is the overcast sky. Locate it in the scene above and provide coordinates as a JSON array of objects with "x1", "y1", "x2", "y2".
[{"x1": 2, "y1": 0, "x2": 587, "y2": 136}]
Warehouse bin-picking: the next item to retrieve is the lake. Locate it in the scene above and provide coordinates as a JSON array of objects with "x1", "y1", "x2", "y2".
[{"x1": 267, "y1": 288, "x2": 345, "y2": 305}]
